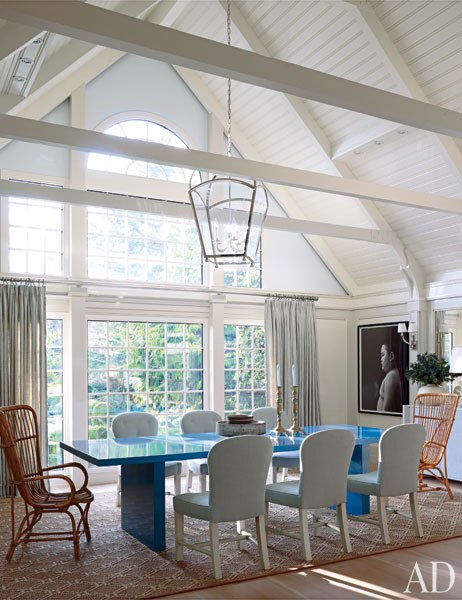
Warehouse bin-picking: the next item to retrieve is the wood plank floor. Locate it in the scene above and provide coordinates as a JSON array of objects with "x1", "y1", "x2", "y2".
[{"x1": 164, "y1": 536, "x2": 462, "y2": 599}]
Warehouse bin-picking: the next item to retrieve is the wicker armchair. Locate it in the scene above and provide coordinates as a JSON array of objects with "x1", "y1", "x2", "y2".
[
  {"x1": 412, "y1": 393, "x2": 459, "y2": 499},
  {"x1": 0, "y1": 405, "x2": 93, "y2": 560}
]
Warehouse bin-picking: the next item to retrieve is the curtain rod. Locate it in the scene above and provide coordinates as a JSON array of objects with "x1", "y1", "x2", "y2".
[
  {"x1": 0, "y1": 276, "x2": 44, "y2": 284},
  {"x1": 265, "y1": 292, "x2": 319, "y2": 301}
]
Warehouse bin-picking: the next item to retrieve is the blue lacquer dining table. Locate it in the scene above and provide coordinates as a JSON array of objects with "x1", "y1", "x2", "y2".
[{"x1": 60, "y1": 424, "x2": 383, "y2": 552}]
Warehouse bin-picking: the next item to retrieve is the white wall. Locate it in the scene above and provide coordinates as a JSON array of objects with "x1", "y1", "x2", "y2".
[
  {"x1": 86, "y1": 55, "x2": 208, "y2": 150},
  {"x1": 0, "y1": 101, "x2": 70, "y2": 178}
]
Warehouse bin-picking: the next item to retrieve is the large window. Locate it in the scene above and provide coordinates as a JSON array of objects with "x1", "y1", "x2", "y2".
[
  {"x1": 224, "y1": 324, "x2": 266, "y2": 416},
  {"x1": 87, "y1": 119, "x2": 196, "y2": 184},
  {"x1": 223, "y1": 245, "x2": 262, "y2": 288},
  {"x1": 87, "y1": 320, "x2": 203, "y2": 439},
  {"x1": 8, "y1": 197, "x2": 64, "y2": 276},
  {"x1": 46, "y1": 319, "x2": 64, "y2": 466},
  {"x1": 87, "y1": 207, "x2": 202, "y2": 284}
]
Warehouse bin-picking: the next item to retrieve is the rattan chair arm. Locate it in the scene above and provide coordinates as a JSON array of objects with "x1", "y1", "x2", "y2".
[
  {"x1": 25, "y1": 474, "x2": 77, "y2": 507},
  {"x1": 42, "y1": 462, "x2": 89, "y2": 489}
]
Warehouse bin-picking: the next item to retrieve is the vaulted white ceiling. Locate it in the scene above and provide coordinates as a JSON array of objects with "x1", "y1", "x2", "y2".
[{"x1": 0, "y1": 0, "x2": 461, "y2": 296}]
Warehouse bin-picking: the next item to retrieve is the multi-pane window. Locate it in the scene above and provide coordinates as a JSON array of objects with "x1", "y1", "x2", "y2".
[
  {"x1": 87, "y1": 207, "x2": 202, "y2": 284},
  {"x1": 87, "y1": 320, "x2": 203, "y2": 439},
  {"x1": 8, "y1": 197, "x2": 64, "y2": 275},
  {"x1": 224, "y1": 325, "x2": 266, "y2": 416},
  {"x1": 46, "y1": 319, "x2": 64, "y2": 466},
  {"x1": 223, "y1": 245, "x2": 262, "y2": 288},
  {"x1": 87, "y1": 119, "x2": 197, "y2": 184}
]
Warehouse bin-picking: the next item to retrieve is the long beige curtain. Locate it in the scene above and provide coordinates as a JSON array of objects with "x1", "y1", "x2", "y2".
[
  {"x1": 265, "y1": 297, "x2": 320, "y2": 426},
  {"x1": 0, "y1": 278, "x2": 47, "y2": 496}
]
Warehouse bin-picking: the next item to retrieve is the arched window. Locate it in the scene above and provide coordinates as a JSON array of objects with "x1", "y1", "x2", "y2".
[{"x1": 87, "y1": 119, "x2": 195, "y2": 184}]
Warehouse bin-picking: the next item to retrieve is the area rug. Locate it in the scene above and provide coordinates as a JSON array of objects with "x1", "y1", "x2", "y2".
[{"x1": 1, "y1": 484, "x2": 461, "y2": 600}]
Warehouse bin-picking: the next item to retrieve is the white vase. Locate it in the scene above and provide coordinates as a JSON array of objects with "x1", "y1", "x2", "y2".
[{"x1": 417, "y1": 384, "x2": 445, "y2": 405}]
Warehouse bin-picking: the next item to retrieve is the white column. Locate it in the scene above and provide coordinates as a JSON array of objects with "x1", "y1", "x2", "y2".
[
  {"x1": 209, "y1": 293, "x2": 226, "y2": 417},
  {"x1": 69, "y1": 85, "x2": 87, "y2": 279}
]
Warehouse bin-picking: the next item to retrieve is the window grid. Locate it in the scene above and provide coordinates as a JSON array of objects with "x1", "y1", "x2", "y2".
[
  {"x1": 224, "y1": 324, "x2": 266, "y2": 416},
  {"x1": 8, "y1": 197, "x2": 64, "y2": 276},
  {"x1": 46, "y1": 319, "x2": 64, "y2": 466},
  {"x1": 87, "y1": 320, "x2": 204, "y2": 439},
  {"x1": 87, "y1": 119, "x2": 197, "y2": 184},
  {"x1": 87, "y1": 207, "x2": 203, "y2": 285},
  {"x1": 223, "y1": 245, "x2": 262, "y2": 289}
]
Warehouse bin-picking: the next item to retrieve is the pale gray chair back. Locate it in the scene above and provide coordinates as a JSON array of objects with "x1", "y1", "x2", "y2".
[
  {"x1": 181, "y1": 410, "x2": 221, "y2": 434},
  {"x1": 208, "y1": 435, "x2": 273, "y2": 523},
  {"x1": 377, "y1": 423, "x2": 426, "y2": 497},
  {"x1": 251, "y1": 406, "x2": 291, "y2": 430},
  {"x1": 112, "y1": 411, "x2": 158, "y2": 438},
  {"x1": 299, "y1": 429, "x2": 355, "y2": 509}
]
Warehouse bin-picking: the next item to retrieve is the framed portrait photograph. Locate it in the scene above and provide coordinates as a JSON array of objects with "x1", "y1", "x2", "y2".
[{"x1": 358, "y1": 322, "x2": 409, "y2": 415}]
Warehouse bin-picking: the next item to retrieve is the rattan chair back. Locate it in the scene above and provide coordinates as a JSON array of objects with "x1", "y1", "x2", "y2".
[{"x1": 412, "y1": 393, "x2": 459, "y2": 498}]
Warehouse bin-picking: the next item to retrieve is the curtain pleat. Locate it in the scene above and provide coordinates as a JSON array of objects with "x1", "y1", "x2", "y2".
[
  {"x1": 264, "y1": 297, "x2": 320, "y2": 427},
  {"x1": 0, "y1": 279, "x2": 47, "y2": 497}
]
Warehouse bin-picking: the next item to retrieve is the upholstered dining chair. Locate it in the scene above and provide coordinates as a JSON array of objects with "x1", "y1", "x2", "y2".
[
  {"x1": 180, "y1": 410, "x2": 221, "y2": 492},
  {"x1": 112, "y1": 411, "x2": 182, "y2": 505},
  {"x1": 412, "y1": 393, "x2": 459, "y2": 498},
  {"x1": 265, "y1": 429, "x2": 355, "y2": 561},
  {"x1": 347, "y1": 423, "x2": 426, "y2": 544},
  {"x1": 173, "y1": 435, "x2": 273, "y2": 579},
  {"x1": 252, "y1": 406, "x2": 299, "y2": 483},
  {"x1": 0, "y1": 405, "x2": 93, "y2": 560}
]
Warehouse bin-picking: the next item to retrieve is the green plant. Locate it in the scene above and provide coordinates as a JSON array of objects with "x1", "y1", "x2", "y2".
[{"x1": 406, "y1": 353, "x2": 451, "y2": 386}]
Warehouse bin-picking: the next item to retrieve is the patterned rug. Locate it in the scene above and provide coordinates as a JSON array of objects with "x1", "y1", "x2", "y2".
[{"x1": 1, "y1": 483, "x2": 462, "y2": 600}]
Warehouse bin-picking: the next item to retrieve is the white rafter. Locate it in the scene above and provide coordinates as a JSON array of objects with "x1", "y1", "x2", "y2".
[
  {"x1": 1, "y1": 113, "x2": 461, "y2": 217},
  {"x1": 339, "y1": 0, "x2": 462, "y2": 188},
  {"x1": 213, "y1": 0, "x2": 423, "y2": 294},
  {"x1": 0, "y1": 1, "x2": 461, "y2": 138}
]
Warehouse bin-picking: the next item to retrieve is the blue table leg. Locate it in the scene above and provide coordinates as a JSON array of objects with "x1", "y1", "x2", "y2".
[
  {"x1": 120, "y1": 462, "x2": 166, "y2": 551},
  {"x1": 347, "y1": 444, "x2": 371, "y2": 515}
]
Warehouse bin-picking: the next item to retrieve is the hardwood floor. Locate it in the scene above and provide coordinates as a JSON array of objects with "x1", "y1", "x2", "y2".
[{"x1": 164, "y1": 536, "x2": 462, "y2": 599}]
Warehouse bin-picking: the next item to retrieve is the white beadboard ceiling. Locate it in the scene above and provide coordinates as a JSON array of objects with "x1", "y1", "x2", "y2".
[{"x1": 0, "y1": 0, "x2": 462, "y2": 294}]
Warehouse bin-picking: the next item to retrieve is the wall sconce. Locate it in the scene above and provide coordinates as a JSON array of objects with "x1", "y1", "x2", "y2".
[{"x1": 398, "y1": 322, "x2": 417, "y2": 350}]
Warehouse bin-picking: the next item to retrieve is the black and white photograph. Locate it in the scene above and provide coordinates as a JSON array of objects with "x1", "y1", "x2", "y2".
[{"x1": 358, "y1": 323, "x2": 409, "y2": 415}]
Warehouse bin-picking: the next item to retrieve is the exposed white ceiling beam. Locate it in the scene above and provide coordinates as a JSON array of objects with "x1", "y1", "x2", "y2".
[
  {"x1": 1, "y1": 113, "x2": 461, "y2": 216},
  {"x1": 219, "y1": 0, "x2": 422, "y2": 294},
  {"x1": 0, "y1": 0, "x2": 186, "y2": 151},
  {"x1": 0, "y1": 21, "x2": 41, "y2": 62},
  {"x1": 0, "y1": 1, "x2": 462, "y2": 138},
  {"x1": 343, "y1": 0, "x2": 462, "y2": 187},
  {"x1": 0, "y1": 178, "x2": 399, "y2": 244}
]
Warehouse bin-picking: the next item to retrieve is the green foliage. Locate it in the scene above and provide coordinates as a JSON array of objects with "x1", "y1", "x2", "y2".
[{"x1": 406, "y1": 353, "x2": 451, "y2": 385}]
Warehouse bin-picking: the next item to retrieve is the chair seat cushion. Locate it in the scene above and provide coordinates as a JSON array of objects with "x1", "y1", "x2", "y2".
[
  {"x1": 165, "y1": 461, "x2": 182, "y2": 477},
  {"x1": 187, "y1": 459, "x2": 208, "y2": 475},
  {"x1": 265, "y1": 480, "x2": 301, "y2": 508},
  {"x1": 272, "y1": 451, "x2": 299, "y2": 469},
  {"x1": 347, "y1": 471, "x2": 380, "y2": 496},
  {"x1": 173, "y1": 492, "x2": 210, "y2": 521}
]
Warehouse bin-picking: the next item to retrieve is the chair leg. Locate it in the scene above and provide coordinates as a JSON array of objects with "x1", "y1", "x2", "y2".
[
  {"x1": 282, "y1": 468, "x2": 288, "y2": 481},
  {"x1": 255, "y1": 515, "x2": 270, "y2": 570},
  {"x1": 236, "y1": 520, "x2": 246, "y2": 550},
  {"x1": 187, "y1": 469, "x2": 193, "y2": 492},
  {"x1": 298, "y1": 508, "x2": 312, "y2": 562},
  {"x1": 116, "y1": 473, "x2": 121, "y2": 507},
  {"x1": 200, "y1": 473, "x2": 207, "y2": 493},
  {"x1": 265, "y1": 501, "x2": 269, "y2": 523},
  {"x1": 174, "y1": 511, "x2": 184, "y2": 561},
  {"x1": 174, "y1": 472, "x2": 182, "y2": 496},
  {"x1": 409, "y1": 492, "x2": 423, "y2": 537},
  {"x1": 377, "y1": 496, "x2": 390, "y2": 544},
  {"x1": 312, "y1": 508, "x2": 321, "y2": 536},
  {"x1": 209, "y1": 522, "x2": 222, "y2": 579},
  {"x1": 337, "y1": 503, "x2": 351, "y2": 553},
  {"x1": 442, "y1": 453, "x2": 454, "y2": 499},
  {"x1": 272, "y1": 466, "x2": 278, "y2": 484},
  {"x1": 66, "y1": 510, "x2": 80, "y2": 560}
]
